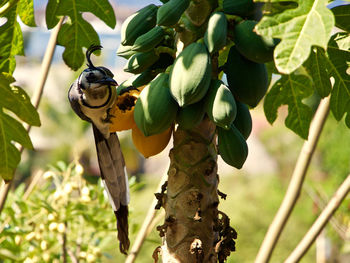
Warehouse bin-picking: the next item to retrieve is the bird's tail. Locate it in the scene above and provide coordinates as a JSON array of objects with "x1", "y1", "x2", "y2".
[{"x1": 92, "y1": 125, "x2": 130, "y2": 254}]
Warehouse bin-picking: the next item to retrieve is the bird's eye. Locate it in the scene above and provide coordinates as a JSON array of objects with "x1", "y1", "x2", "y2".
[{"x1": 86, "y1": 73, "x2": 97, "y2": 82}]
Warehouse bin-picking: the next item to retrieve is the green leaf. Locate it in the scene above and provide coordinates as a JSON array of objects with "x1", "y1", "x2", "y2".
[
  {"x1": 46, "y1": 0, "x2": 60, "y2": 29},
  {"x1": 327, "y1": 33, "x2": 350, "y2": 121},
  {"x1": 0, "y1": 113, "x2": 20, "y2": 181},
  {"x1": 0, "y1": 8, "x2": 24, "y2": 74},
  {"x1": 331, "y1": 4, "x2": 350, "y2": 33},
  {"x1": 0, "y1": 73, "x2": 40, "y2": 126},
  {"x1": 57, "y1": 16, "x2": 99, "y2": 70},
  {"x1": 346, "y1": 113, "x2": 350, "y2": 128},
  {"x1": 304, "y1": 47, "x2": 331, "y2": 97},
  {"x1": 256, "y1": 0, "x2": 334, "y2": 74},
  {"x1": 17, "y1": 0, "x2": 36, "y2": 27},
  {"x1": 264, "y1": 72, "x2": 313, "y2": 139},
  {"x1": 53, "y1": 0, "x2": 116, "y2": 70},
  {"x1": 0, "y1": 73, "x2": 39, "y2": 180}
]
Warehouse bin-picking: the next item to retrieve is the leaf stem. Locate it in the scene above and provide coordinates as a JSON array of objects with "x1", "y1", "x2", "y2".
[
  {"x1": 0, "y1": 17, "x2": 64, "y2": 215},
  {"x1": 255, "y1": 96, "x2": 330, "y2": 263},
  {"x1": 0, "y1": 0, "x2": 18, "y2": 16}
]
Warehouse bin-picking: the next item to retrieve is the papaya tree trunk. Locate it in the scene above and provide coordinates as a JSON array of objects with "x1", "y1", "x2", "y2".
[{"x1": 157, "y1": 118, "x2": 236, "y2": 262}]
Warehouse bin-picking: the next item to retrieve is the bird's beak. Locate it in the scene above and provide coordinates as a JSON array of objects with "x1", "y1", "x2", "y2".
[{"x1": 95, "y1": 77, "x2": 118, "y2": 86}]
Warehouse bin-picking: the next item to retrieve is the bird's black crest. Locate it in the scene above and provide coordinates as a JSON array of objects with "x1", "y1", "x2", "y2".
[{"x1": 86, "y1": 45, "x2": 103, "y2": 69}]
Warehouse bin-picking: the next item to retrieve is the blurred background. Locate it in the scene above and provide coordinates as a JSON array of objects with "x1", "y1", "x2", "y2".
[{"x1": 2, "y1": 0, "x2": 350, "y2": 262}]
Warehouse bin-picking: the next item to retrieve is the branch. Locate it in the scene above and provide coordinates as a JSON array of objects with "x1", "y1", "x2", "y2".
[
  {"x1": 304, "y1": 184, "x2": 347, "y2": 240},
  {"x1": 0, "y1": 17, "x2": 64, "y2": 214},
  {"x1": 255, "y1": 96, "x2": 331, "y2": 263},
  {"x1": 285, "y1": 174, "x2": 350, "y2": 263}
]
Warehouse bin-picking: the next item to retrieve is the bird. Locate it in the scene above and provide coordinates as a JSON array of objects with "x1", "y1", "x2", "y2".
[{"x1": 68, "y1": 45, "x2": 130, "y2": 254}]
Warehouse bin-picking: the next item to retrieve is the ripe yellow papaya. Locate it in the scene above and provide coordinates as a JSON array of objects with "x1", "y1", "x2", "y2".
[
  {"x1": 205, "y1": 79, "x2": 236, "y2": 129},
  {"x1": 132, "y1": 125, "x2": 173, "y2": 158},
  {"x1": 169, "y1": 42, "x2": 212, "y2": 107},
  {"x1": 134, "y1": 73, "x2": 178, "y2": 136},
  {"x1": 218, "y1": 124, "x2": 248, "y2": 169},
  {"x1": 109, "y1": 86, "x2": 145, "y2": 132},
  {"x1": 225, "y1": 46, "x2": 268, "y2": 108}
]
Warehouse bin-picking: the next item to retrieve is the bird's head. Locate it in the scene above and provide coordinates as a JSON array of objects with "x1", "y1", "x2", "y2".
[{"x1": 78, "y1": 45, "x2": 118, "y2": 93}]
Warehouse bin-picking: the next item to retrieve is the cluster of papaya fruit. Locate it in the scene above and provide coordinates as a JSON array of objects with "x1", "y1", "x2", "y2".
[{"x1": 112, "y1": 0, "x2": 278, "y2": 168}]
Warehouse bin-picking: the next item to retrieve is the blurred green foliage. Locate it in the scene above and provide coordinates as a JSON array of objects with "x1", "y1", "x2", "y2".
[{"x1": 0, "y1": 161, "x2": 142, "y2": 262}]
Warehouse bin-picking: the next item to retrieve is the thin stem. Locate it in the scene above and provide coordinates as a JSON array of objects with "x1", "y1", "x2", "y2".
[
  {"x1": 125, "y1": 174, "x2": 168, "y2": 263},
  {"x1": 0, "y1": 17, "x2": 64, "y2": 215},
  {"x1": 0, "y1": 0, "x2": 18, "y2": 16},
  {"x1": 255, "y1": 96, "x2": 331, "y2": 263},
  {"x1": 304, "y1": 184, "x2": 347, "y2": 240},
  {"x1": 62, "y1": 221, "x2": 68, "y2": 263},
  {"x1": 285, "y1": 174, "x2": 350, "y2": 263}
]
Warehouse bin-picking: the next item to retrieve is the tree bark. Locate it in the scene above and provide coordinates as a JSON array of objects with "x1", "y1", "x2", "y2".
[{"x1": 158, "y1": 118, "x2": 236, "y2": 262}]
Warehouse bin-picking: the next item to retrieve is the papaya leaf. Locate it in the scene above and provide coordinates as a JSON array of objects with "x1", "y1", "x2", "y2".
[
  {"x1": 0, "y1": 8, "x2": 24, "y2": 74},
  {"x1": 256, "y1": 0, "x2": 334, "y2": 74},
  {"x1": 18, "y1": 0, "x2": 36, "y2": 27},
  {"x1": 346, "y1": 114, "x2": 350, "y2": 128},
  {"x1": 0, "y1": 112, "x2": 23, "y2": 181},
  {"x1": 46, "y1": 0, "x2": 60, "y2": 29},
  {"x1": 304, "y1": 47, "x2": 331, "y2": 98},
  {"x1": 57, "y1": 16, "x2": 99, "y2": 70},
  {"x1": 327, "y1": 33, "x2": 350, "y2": 121},
  {"x1": 52, "y1": 0, "x2": 116, "y2": 70},
  {"x1": 0, "y1": 73, "x2": 40, "y2": 126},
  {"x1": 331, "y1": 4, "x2": 350, "y2": 33},
  {"x1": 0, "y1": 73, "x2": 39, "y2": 181},
  {"x1": 264, "y1": 72, "x2": 313, "y2": 139}
]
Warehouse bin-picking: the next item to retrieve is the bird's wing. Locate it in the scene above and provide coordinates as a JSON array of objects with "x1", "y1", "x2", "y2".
[
  {"x1": 68, "y1": 81, "x2": 91, "y2": 122},
  {"x1": 92, "y1": 125, "x2": 130, "y2": 254}
]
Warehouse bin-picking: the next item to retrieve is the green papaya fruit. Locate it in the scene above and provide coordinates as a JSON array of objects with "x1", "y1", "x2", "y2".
[
  {"x1": 132, "y1": 69, "x2": 157, "y2": 87},
  {"x1": 234, "y1": 20, "x2": 278, "y2": 63},
  {"x1": 132, "y1": 26, "x2": 165, "y2": 52},
  {"x1": 176, "y1": 101, "x2": 205, "y2": 130},
  {"x1": 121, "y1": 4, "x2": 158, "y2": 46},
  {"x1": 123, "y1": 50, "x2": 159, "y2": 74},
  {"x1": 225, "y1": 46, "x2": 268, "y2": 108},
  {"x1": 134, "y1": 73, "x2": 178, "y2": 136},
  {"x1": 204, "y1": 12, "x2": 227, "y2": 54},
  {"x1": 205, "y1": 79, "x2": 236, "y2": 129},
  {"x1": 234, "y1": 101, "x2": 252, "y2": 140},
  {"x1": 170, "y1": 42, "x2": 212, "y2": 107},
  {"x1": 223, "y1": 0, "x2": 254, "y2": 17},
  {"x1": 218, "y1": 124, "x2": 248, "y2": 169},
  {"x1": 157, "y1": 0, "x2": 190, "y2": 26},
  {"x1": 150, "y1": 53, "x2": 175, "y2": 71},
  {"x1": 116, "y1": 44, "x2": 137, "y2": 59}
]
